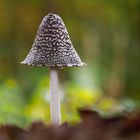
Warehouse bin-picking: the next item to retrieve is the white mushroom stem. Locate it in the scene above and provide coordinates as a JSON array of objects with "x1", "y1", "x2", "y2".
[{"x1": 50, "y1": 67, "x2": 61, "y2": 125}]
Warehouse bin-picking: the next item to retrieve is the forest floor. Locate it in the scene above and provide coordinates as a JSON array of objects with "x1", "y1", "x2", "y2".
[{"x1": 0, "y1": 109, "x2": 140, "y2": 140}]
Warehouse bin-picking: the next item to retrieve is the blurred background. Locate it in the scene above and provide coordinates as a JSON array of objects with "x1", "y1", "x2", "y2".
[{"x1": 0, "y1": 0, "x2": 140, "y2": 127}]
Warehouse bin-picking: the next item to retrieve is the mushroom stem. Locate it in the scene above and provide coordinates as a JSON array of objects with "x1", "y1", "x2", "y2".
[{"x1": 50, "y1": 67, "x2": 61, "y2": 125}]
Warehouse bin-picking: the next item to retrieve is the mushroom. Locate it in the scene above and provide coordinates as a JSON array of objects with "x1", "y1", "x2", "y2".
[{"x1": 21, "y1": 13, "x2": 86, "y2": 125}]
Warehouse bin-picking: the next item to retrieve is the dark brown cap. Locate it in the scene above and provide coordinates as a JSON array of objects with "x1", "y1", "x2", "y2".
[{"x1": 21, "y1": 13, "x2": 86, "y2": 67}]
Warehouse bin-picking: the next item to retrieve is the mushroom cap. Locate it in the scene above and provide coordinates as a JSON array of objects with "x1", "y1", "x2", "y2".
[{"x1": 21, "y1": 13, "x2": 86, "y2": 67}]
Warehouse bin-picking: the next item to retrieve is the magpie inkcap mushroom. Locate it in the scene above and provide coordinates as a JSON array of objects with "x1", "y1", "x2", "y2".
[{"x1": 21, "y1": 13, "x2": 86, "y2": 125}]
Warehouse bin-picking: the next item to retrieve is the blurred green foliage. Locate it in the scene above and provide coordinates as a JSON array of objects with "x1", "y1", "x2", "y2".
[
  {"x1": 0, "y1": 0, "x2": 140, "y2": 126},
  {"x1": 0, "y1": 78, "x2": 25, "y2": 126}
]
